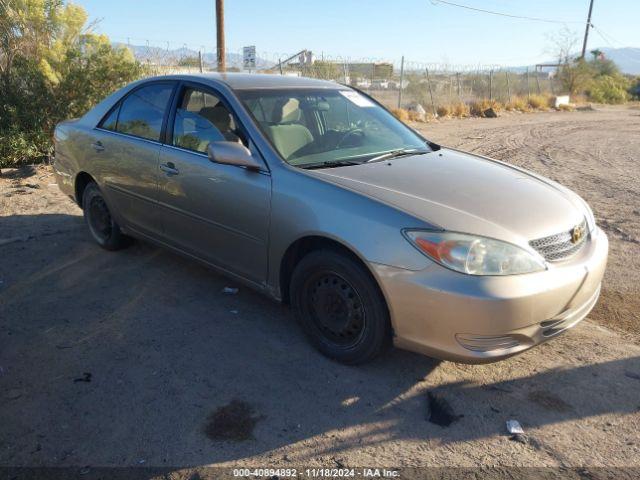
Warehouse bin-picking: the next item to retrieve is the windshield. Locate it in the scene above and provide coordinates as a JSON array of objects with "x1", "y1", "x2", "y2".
[{"x1": 238, "y1": 88, "x2": 432, "y2": 168}]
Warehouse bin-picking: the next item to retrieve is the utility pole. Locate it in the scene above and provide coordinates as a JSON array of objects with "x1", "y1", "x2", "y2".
[
  {"x1": 580, "y1": 0, "x2": 595, "y2": 59},
  {"x1": 216, "y1": 0, "x2": 226, "y2": 71},
  {"x1": 398, "y1": 56, "x2": 405, "y2": 108}
]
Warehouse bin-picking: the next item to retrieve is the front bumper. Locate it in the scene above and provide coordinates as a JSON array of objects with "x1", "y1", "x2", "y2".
[{"x1": 371, "y1": 227, "x2": 609, "y2": 363}]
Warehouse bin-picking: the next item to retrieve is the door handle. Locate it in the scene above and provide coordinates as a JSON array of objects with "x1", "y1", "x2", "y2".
[
  {"x1": 159, "y1": 162, "x2": 179, "y2": 175},
  {"x1": 91, "y1": 141, "x2": 105, "y2": 152}
]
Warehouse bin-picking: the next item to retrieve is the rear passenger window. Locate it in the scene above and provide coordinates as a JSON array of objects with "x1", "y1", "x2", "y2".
[{"x1": 115, "y1": 83, "x2": 174, "y2": 141}]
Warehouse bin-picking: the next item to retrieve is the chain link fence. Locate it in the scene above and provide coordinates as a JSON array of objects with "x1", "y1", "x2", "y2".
[{"x1": 123, "y1": 42, "x2": 563, "y2": 113}]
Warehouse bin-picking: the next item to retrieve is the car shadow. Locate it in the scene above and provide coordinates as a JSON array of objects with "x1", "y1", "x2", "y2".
[
  {"x1": 0, "y1": 164, "x2": 38, "y2": 180},
  {"x1": 1, "y1": 214, "x2": 639, "y2": 470}
]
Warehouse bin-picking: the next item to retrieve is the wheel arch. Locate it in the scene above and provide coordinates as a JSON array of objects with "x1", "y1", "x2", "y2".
[
  {"x1": 74, "y1": 171, "x2": 96, "y2": 207},
  {"x1": 278, "y1": 235, "x2": 390, "y2": 316}
]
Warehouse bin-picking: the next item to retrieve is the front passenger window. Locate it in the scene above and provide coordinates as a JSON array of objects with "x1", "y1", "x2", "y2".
[{"x1": 173, "y1": 88, "x2": 241, "y2": 154}]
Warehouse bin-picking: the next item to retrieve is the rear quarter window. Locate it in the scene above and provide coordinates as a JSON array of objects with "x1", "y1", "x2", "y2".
[{"x1": 99, "y1": 105, "x2": 119, "y2": 131}]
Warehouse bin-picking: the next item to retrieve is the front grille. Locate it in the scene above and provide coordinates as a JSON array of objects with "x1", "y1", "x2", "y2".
[{"x1": 529, "y1": 219, "x2": 588, "y2": 262}]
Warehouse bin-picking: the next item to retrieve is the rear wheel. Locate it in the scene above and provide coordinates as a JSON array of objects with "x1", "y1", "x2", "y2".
[
  {"x1": 290, "y1": 250, "x2": 391, "y2": 364},
  {"x1": 82, "y1": 182, "x2": 129, "y2": 250}
]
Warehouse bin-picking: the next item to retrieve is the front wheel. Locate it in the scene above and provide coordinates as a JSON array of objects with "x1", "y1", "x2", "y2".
[
  {"x1": 290, "y1": 250, "x2": 391, "y2": 364},
  {"x1": 82, "y1": 182, "x2": 130, "y2": 251}
]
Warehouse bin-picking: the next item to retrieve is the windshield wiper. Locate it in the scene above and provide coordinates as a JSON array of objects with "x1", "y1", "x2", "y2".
[
  {"x1": 301, "y1": 159, "x2": 362, "y2": 170},
  {"x1": 365, "y1": 148, "x2": 428, "y2": 163}
]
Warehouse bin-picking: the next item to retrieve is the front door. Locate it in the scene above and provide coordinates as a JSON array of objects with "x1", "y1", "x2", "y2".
[{"x1": 156, "y1": 84, "x2": 271, "y2": 284}]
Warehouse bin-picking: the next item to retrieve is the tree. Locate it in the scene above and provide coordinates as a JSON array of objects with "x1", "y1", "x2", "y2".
[
  {"x1": 546, "y1": 27, "x2": 579, "y2": 65},
  {"x1": 545, "y1": 27, "x2": 592, "y2": 95},
  {"x1": 590, "y1": 49, "x2": 603, "y2": 60},
  {"x1": 590, "y1": 55, "x2": 619, "y2": 77},
  {"x1": 557, "y1": 58, "x2": 595, "y2": 95},
  {"x1": 545, "y1": 27, "x2": 629, "y2": 101},
  {"x1": 0, "y1": 0, "x2": 142, "y2": 166}
]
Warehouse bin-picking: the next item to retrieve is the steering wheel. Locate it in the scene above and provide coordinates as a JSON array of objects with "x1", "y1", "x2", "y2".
[{"x1": 335, "y1": 129, "x2": 365, "y2": 149}]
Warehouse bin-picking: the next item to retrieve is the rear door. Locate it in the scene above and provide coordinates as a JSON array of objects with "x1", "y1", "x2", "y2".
[
  {"x1": 94, "y1": 81, "x2": 176, "y2": 237},
  {"x1": 156, "y1": 82, "x2": 271, "y2": 284}
]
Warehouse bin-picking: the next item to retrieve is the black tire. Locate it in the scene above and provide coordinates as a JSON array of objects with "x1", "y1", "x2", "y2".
[
  {"x1": 82, "y1": 182, "x2": 129, "y2": 251},
  {"x1": 290, "y1": 250, "x2": 391, "y2": 364}
]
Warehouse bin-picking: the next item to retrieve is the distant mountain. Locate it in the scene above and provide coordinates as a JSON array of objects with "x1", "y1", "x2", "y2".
[
  {"x1": 115, "y1": 43, "x2": 640, "y2": 76},
  {"x1": 113, "y1": 43, "x2": 274, "y2": 70},
  {"x1": 507, "y1": 47, "x2": 640, "y2": 75},
  {"x1": 599, "y1": 47, "x2": 640, "y2": 75}
]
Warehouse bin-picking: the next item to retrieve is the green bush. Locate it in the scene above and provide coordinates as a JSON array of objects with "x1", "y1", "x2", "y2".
[
  {"x1": 555, "y1": 54, "x2": 633, "y2": 104},
  {"x1": 0, "y1": 129, "x2": 51, "y2": 168},
  {"x1": 588, "y1": 75, "x2": 630, "y2": 104},
  {"x1": 0, "y1": 0, "x2": 142, "y2": 168}
]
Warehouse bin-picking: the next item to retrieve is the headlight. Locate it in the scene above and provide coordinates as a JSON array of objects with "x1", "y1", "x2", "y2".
[{"x1": 404, "y1": 230, "x2": 546, "y2": 276}]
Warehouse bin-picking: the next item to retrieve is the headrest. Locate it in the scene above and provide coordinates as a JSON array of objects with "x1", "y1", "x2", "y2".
[
  {"x1": 176, "y1": 109, "x2": 214, "y2": 130},
  {"x1": 315, "y1": 100, "x2": 330, "y2": 112},
  {"x1": 271, "y1": 98, "x2": 301, "y2": 123},
  {"x1": 199, "y1": 105, "x2": 232, "y2": 130}
]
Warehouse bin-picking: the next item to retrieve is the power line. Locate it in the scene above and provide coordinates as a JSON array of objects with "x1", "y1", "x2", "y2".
[
  {"x1": 429, "y1": 0, "x2": 584, "y2": 25},
  {"x1": 591, "y1": 25, "x2": 626, "y2": 49},
  {"x1": 591, "y1": 25, "x2": 640, "y2": 64}
]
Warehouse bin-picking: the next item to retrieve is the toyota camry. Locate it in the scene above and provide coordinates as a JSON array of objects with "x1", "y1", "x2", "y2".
[{"x1": 53, "y1": 73, "x2": 608, "y2": 364}]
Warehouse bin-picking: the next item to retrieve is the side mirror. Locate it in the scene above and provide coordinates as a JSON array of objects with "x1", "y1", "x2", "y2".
[{"x1": 206, "y1": 141, "x2": 262, "y2": 171}]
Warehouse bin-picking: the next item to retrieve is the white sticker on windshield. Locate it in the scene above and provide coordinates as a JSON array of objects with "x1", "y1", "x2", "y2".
[{"x1": 339, "y1": 90, "x2": 375, "y2": 107}]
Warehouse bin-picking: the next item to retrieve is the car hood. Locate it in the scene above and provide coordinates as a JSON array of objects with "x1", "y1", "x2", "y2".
[{"x1": 307, "y1": 148, "x2": 587, "y2": 245}]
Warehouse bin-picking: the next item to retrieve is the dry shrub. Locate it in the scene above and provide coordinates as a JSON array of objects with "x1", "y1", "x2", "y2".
[
  {"x1": 528, "y1": 94, "x2": 551, "y2": 110},
  {"x1": 391, "y1": 108, "x2": 409, "y2": 122},
  {"x1": 469, "y1": 100, "x2": 485, "y2": 117},
  {"x1": 490, "y1": 100, "x2": 503, "y2": 112},
  {"x1": 469, "y1": 99, "x2": 503, "y2": 117},
  {"x1": 505, "y1": 96, "x2": 530, "y2": 112},
  {"x1": 436, "y1": 105, "x2": 451, "y2": 117},
  {"x1": 451, "y1": 102, "x2": 470, "y2": 118},
  {"x1": 571, "y1": 94, "x2": 589, "y2": 105},
  {"x1": 558, "y1": 103, "x2": 574, "y2": 111},
  {"x1": 424, "y1": 112, "x2": 437, "y2": 123},
  {"x1": 407, "y1": 110, "x2": 424, "y2": 122}
]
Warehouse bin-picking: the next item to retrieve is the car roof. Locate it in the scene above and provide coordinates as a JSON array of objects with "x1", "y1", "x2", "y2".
[{"x1": 145, "y1": 72, "x2": 350, "y2": 91}]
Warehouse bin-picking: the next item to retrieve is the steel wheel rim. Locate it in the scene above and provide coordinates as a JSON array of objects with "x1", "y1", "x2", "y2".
[
  {"x1": 87, "y1": 195, "x2": 113, "y2": 242},
  {"x1": 305, "y1": 271, "x2": 366, "y2": 348}
]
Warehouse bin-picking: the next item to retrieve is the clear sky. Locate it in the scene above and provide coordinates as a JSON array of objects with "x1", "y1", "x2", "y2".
[{"x1": 76, "y1": 0, "x2": 638, "y2": 67}]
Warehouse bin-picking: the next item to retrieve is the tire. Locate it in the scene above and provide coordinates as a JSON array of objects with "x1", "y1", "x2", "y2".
[
  {"x1": 290, "y1": 250, "x2": 391, "y2": 364},
  {"x1": 82, "y1": 182, "x2": 129, "y2": 251}
]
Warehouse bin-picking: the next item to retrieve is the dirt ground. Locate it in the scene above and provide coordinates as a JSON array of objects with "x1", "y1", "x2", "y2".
[{"x1": 1, "y1": 106, "x2": 639, "y2": 474}]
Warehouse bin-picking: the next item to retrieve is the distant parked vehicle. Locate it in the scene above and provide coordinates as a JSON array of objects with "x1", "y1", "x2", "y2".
[{"x1": 54, "y1": 73, "x2": 608, "y2": 364}]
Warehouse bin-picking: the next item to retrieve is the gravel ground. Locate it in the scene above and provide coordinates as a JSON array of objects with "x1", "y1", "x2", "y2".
[{"x1": 1, "y1": 106, "x2": 639, "y2": 473}]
